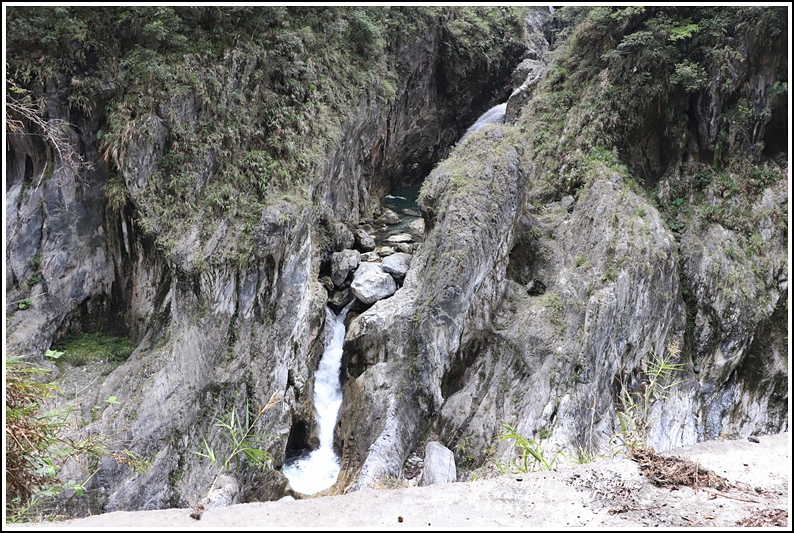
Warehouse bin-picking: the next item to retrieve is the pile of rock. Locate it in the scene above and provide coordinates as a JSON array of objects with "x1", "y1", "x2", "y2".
[{"x1": 323, "y1": 226, "x2": 417, "y2": 311}]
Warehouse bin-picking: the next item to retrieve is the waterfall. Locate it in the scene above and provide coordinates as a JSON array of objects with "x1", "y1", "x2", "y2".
[
  {"x1": 459, "y1": 102, "x2": 507, "y2": 143},
  {"x1": 282, "y1": 302, "x2": 353, "y2": 495}
]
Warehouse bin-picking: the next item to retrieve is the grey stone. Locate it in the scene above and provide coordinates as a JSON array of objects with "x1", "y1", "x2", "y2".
[
  {"x1": 386, "y1": 233, "x2": 413, "y2": 244},
  {"x1": 381, "y1": 253, "x2": 412, "y2": 279},
  {"x1": 375, "y1": 246, "x2": 395, "y2": 257},
  {"x1": 331, "y1": 249, "x2": 361, "y2": 287},
  {"x1": 396, "y1": 243, "x2": 417, "y2": 254},
  {"x1": 350, "y1": 263, "x2": 397, "y2": 305},
  {"x1": 328, "y1": 288, "x2": 355, "y2": 314},
  {"x1": 242, "y1": 469, "x2": 296, "y2": 503},
  {"x1": 418, "y1": 442, "x2": 456, "y2": 486},
  {"x1": 407, "y1": 218, "x2": 425, "y2": 236},
  {"x1": 381, "y1": 208, "x2": 401, "y2": 225},
  {"x1": 354, "y1": 228, "x2": 376, "y2": 252},
  {"x1": 200, "y1": 475, "x2": 240, "y2": 508},
  {"x1": 331, "y1": 222, "x2": 356, "y2": 251}
]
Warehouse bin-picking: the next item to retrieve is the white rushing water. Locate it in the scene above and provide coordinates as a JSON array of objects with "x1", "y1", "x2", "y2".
[
  {"x1": 282, "y1": 303, "x2": 352, "y2": 495},
  {"x1": 459, "y1": 101, "x2": 507, "y2": 143}
]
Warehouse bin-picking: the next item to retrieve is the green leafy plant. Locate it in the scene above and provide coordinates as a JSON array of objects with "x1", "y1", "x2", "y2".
[
  {"x1": 5, "y1": 355, "x2": 105, "y2": 521},
  {"x1": 493, "y1": 423, "x2": 560, "y2": 473},
  {"x1": 50, "y1": 331, "x2": 137, "y2": 368},
  {"x1": 453, "y1": 434, "x2": 476, "y2": 471},
  {"x1": 6, "y1": 354, "x2": 153, "y2": 521},
  {"x1": 611, "y1": 342, "x2": 683, "y2": 456},
  {"x1": 44, "y1": 349, "x2": 64, "y2": 360},
  {"x1": 194, "y1": 392, "x2": 281, "y2": 500}
]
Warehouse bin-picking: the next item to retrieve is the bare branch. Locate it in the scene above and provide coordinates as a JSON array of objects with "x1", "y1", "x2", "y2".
[{"x1": 6, "y1": 78, "x2": 93, "y2": 191}]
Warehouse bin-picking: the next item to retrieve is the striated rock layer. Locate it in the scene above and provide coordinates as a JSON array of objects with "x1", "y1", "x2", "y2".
[{"x1": 4, "y1": 6, "x2": 786, "y2": 516}]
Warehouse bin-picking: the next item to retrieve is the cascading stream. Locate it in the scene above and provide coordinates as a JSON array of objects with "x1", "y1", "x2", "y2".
[
  {"x1": 282, "y1": 302, "x2": 353, "y2": 495},
  {"x1": 459, "y1": 101, "x2": 507, "y2": 143},
  {"x1": 283, "y1": 101, "x2": 508, "y2": 494}
]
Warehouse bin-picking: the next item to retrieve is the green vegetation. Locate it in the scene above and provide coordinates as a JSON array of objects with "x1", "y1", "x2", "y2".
[
  {"x1": 573, "y1": 446, "x2": 601, "y2": 465},
  {"x1": 453, "y1": 434, "x2": 476, "y2": 472},
  {"x1": 6, "y1": 355, "x2": 86, "y2": 520},
  {"x1": 6, "y1": 6, "x2": 530, "y2": 267},
  {"x1": 5, "y1": 355, "x2": 147, "y2": 522},
  {"x1": 518, "y1": 6, "x2": 787, "y2": 226},
  {"x1": 537, "y1": 292, "x2": 565, "y2": 334},
  {"x1": 573, "y1": 253, "x2": 590, "y2": 268},
  {"x1": 493, "y1": 423, "x2": 560, "y2": 473},
  {"x1": 611, "y1": 342, "x2": 684, "y2": 456},
  {"x1": 50, "y1": 331, "x2": 136, "y2": 368},
  {"x1": 194, "y1": 392, "x2": 281, "y2": 501}
]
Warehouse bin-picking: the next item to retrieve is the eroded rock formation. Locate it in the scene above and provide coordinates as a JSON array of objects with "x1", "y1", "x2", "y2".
[{"x1": 5, "y1": 6, "x2": 787, "y2": 517}]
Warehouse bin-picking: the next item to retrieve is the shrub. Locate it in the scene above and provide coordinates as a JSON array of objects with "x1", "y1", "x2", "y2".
[
  {"x1": 194, "y1": 392, "x2": 281, "y2": 505},
  {"x1": 494, "y1": 423, "x2": 560, "y2": 473},
  {"x1": 5, "y1": 356, "x2": 104, "y2": 521},
  {"x1": 611, "y1": 342, "x2": 683, "y2": 456}
]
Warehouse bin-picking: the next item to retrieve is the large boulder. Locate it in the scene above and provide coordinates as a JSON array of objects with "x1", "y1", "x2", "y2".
[
  {"x1": 331, "y1": 249, "x2": 361, "y2": 287},
  {"x1": 381, "y1": 209, "x2": 401, "y2": 225},
  {"x1": 386, "y1": 233, "x2": 413, "y2": 244},
  {"x1": 241, "y1": 470, "x2": 296, "y2": 503},
  {"x1": 350, "y1": 263, "x2": 397, "y2": 305},
  {"x1": 381, "y1": 253, "x2": 413, "y2": 280},
  {"x1": 407, "y1": 218, "x2": 425, "y2": 236},
  {"x1": 354, "y1": 229, "x2": 376, "y2": 252},
  {"x1": 418, "y1": 442, "x2": 457, "y2": 486},
  {"x1": 328, "y1": 288, "x2": 355, "y2": 314}
]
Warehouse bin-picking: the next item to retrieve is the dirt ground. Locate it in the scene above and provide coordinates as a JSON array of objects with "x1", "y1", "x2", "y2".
[{"x1": 8, "y1": 431, "x2": 790, "y2": 530}]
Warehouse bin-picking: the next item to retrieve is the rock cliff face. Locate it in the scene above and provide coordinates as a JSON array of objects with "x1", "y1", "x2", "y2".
[
  {"x1": 331, "y1": 5, "x2": 789, "y2": 489},
  {"x1": 5, "y1": 6, "x2": 534, "y2": 514},
  {"x1": 5, "y1": 6, "x2": 787, "y2": 516}
]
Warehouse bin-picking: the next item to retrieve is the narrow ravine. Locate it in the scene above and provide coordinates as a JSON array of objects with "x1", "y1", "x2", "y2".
[
  {"x1": 372, "y1": 100, "x2": 509, "y2": 247},
  {"x1": 282, "y1": 302, "x2": 354, "y2": 494}
]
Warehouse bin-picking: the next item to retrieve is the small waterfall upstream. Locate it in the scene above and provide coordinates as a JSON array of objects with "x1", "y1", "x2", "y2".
[
  {"x1": 282, "y1": 302, "x2": 353, "y2": 495},
  {"x1": 459, "y1": 101, "x2": 507, "y2": 143}
]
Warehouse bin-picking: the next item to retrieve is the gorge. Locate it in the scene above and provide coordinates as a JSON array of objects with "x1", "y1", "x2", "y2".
[{"x1": 4, "y1": 5, "x2": 789, "y2": 519}]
